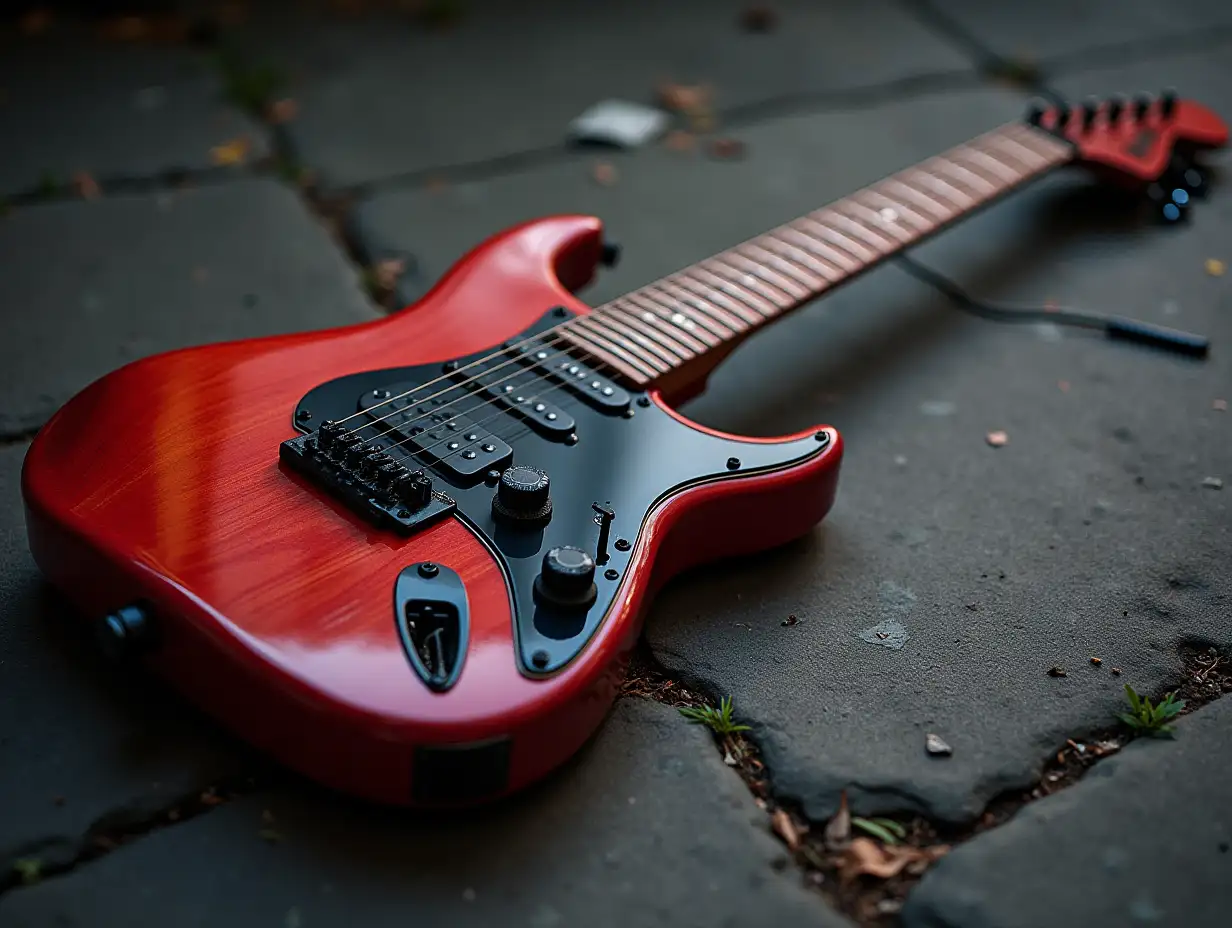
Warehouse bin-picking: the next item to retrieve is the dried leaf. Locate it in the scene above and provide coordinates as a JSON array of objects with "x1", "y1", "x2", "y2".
[
  {"x1": 199, "y1": 789, "x2": 223, "y2": 806},
  {"x1": 73, "y1": 172, "x2": 100, "y2": 200},
  {"x1": 657, "y1": 82, "x2": 712, "y2": 116},
  {"x1": 1048, "y1": 666, "x2": 1067, "y2": 678},
  {"x1": 771, "y1": 808, "x2": 801, "y2": 851},
  {"x1": 664, "y1": 129, "x2": 696, "y2": 152},
  {"x1": 591, "y1": 161, "x2": 618, "y2": 186},
  {"x1": 709, "y1": 138, "x2": 746, "y2": 160},
  {"x1": 986, "y1": 430, "x2": 1008, "y2": 447},
  {"x1": 839, "y1": 838, "x2": 949, "y2": 882},
  {"x1": 1205, "y1": 258, "x2": 1226, "y2": 277},
  {"x1": 823, "y1": 790, "x2": 851, "y2": 848},
  {"x1": 781, "y1": 613, "x2": 801, "y2": 627},
  {"x1": 211, "y1": 137, "x2": 251, "y2": 166},
  {"x1": 1090, "y1": 656, "x2": 1102, "y2": 665},
  {"x1": 267, "y1": 99, "x2": 299, "y2": 124},
  {"x1": 372, "y1": 258, "x2": 406, "y2": 291}
]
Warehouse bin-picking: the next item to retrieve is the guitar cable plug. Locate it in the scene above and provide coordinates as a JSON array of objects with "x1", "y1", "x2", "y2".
[{"x1": 895, "y1": 255, "x2": 1210, "y2": 359}]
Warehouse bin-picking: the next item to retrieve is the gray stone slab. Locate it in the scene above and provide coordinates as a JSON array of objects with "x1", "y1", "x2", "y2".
[
  {"x1": 0, "y1": 178, "x2": 375, "y2": 436},
  {"x1": 0, "y1": 17, "x2": 269, "y2": 197},
  {"x1": 0, "y1": 443, "x2": 252, "y2": 870},
  {"x1": 357, "y1": 74, "x2": 1230, "y2": 829},
  {"x1": 0, "y1": 700, "x2": 849, "y2": 928},
  {"x1": 902, "y1": 697, "x2": 1232, "y2": 928},
  {"x1": 925, "y1": 0, "x2": 1232, "y2": 67},
  {"x1": 233, "y1": 0, "x2": 971, "y2": 187}
]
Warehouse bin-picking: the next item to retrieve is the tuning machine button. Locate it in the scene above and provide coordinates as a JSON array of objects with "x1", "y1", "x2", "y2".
[
  {"x1": 1106, "y1": 95, "x2": 1126, "y2": 122},
  {"x1": 534, "y1": 546, "x2": 597, "y2": 609},
  {"x1": 1025, "y1": 101, "x2": 1045, "y2": 127},
  {"x1": 1160, "y1": 88, "x2": 1177, "y2": 118},
  {"x1": 1133, "y1": 93, "x2": 1153, "y2": 120},
  {"x1": 492, "y1": 465, "x2": 553, "y2": 526},
  {"x1": 1081, "y1": 98, "x2": 1100, "y2": 130},
  {"x1": 1054, "y1": 102, "x2": 1072, "y2": 129}
]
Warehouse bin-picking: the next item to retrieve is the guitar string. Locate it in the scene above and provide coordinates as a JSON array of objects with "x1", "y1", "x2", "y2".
[{"x1": 332, "y1": 326, "x2": 577, "y2": 432}]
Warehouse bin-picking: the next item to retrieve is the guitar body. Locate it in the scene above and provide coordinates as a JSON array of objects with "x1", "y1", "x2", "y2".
[{"x1": 21, "y1": 215, "x2": 843, "y2": 806}]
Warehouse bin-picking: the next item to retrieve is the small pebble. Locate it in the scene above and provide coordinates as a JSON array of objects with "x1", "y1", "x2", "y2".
[
  {"x1": 1202, "y1": 477, "x2": 1223, "y2": 490},
  {"x1": 1206, "y1": 258, "x2": 1226, "y2": 277},
  {"x1": 709, "y1": 138, "x2": 747, "y2": 160},
  {"x1": 1111, "y1": 668, "x2": 1122, "y2": 676},
  {"x1": 1048, "y1": 666, "x2": 1067, "y2": 677},
  {"x1": 1090, "y1": 657, "x2": 1102, "y2": 666},
  {"x1": 894, "y1": 455, "x2": 908, "y2": 467},
  {"x1": 1214, "y1": 399, "x2": 1227, "y2": 412},
  {"x1": 986, "y1": 430, "x2": 1009, "y2": 448},
  {"x1": 925, "y1": 733, "x2": 953, "y2": 756},
  {"x1": 591, "y1": 162, "x2": 618, "y2": 186}
]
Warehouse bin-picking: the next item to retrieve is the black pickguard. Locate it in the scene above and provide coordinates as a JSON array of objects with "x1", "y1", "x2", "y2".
[{"x1": 288, "y1": 309, "x2": 829, "y2": 677}]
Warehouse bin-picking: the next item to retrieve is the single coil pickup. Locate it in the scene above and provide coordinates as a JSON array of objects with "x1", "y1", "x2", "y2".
[
  {"x1": 514, "y1": 344, "x2": 631, "y2": 413},
  {"x1": 359, "y1": 390, "x2": 513, "y2": 482},
  {"x1": 278, "y1": 433, "x2": 455, "y2": 535},
  {"x1": 468, "y1": 374, "x2": 576, "y2": 440}
]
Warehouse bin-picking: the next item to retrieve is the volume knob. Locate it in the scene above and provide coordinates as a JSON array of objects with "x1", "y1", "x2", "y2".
[
  {"x1": 535, "y1": 546, "x2": 597, "y2": 608},
  {"x1": 492, "y1": 465, "x2": 552, "y2": 525}
]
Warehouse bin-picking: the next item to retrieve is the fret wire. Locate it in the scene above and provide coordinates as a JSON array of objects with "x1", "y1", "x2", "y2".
[
  {"x1": 572, "y1": 317, "x2": 667, "y2": 375},
  {"x1": 722, "y1": 251, "x2": 810, "y2": 301},
  {"x1": 796, "y1": 217, "x2": 875, "y2": 262},
  {"x1": 659, "y1": 279, "x2": 758, "y2": 330},
  {"x1": 815, "y1": 208, "x2": 897, "y2": 252},
  {"x1": 927, "y1": 156, "x2": 999, "y2": 196},
  {"x1": 593, "y1": 308, "x2": 689, "y2": 366},
  {"x1": 706, "y1": 256, "x2": 801, "y2": 305},
  {"x1": 739, "y1": 241, "x2": 824, "y2": 290},
  {"x1": 905, "y1": 169, "x2": 975, "y2": 208},
  {"x1": 758, "y1": 233, "x2": 845, "y2": 281},
  {"x1": 880, "y1": 178, "x2": 955, "y2": 221},
  {"x1": 687, "y1": 268, "x2": 780, "y2": 320},
  {"x1": 604, "y1": 301, "x2": 701, "y2": 359},
  {"x1": 851, "y1": 189, "x2": 932, "y2": 232},
  {"x1": 649, "y1": 282, "x2": 741, "y2": 337},
  {"x1": 951, "y1": 144, "x2": 1022, "y2": 183},
  {"x1": 625, "y1": 289, "x2": 724, "y2": 346},
  {"x1": 560, "y1": 327, "x2": 654, "y2": 384},
  {"x1": 835, "y1": 200, "x2": 917, "y2": 244},
  {"x1": 779, "y1": 226, "x2": 862, "y2": 271}
]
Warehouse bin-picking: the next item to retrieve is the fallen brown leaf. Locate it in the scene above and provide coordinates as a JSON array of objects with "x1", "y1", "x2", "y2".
[
  {"x1": 839, "y1": 837, "x2": 949, "y2": 882},
  {"x1": 1090, "y1": 656, "x2": 1102, "y2": 665},
  {"x1": 591, "y1": 161, "x2": 618, "y2": 186},
  {"x1": 986, "y1": 430, "x2": 1008, "y2": 447},
  {"x1": 771, "y1": 808, "x2": 802, "y2": 851},
  {"x1": 72, "y1": 172, "x2": 100, "y2": 200},
  {"x1": 1206, "y1": 258, "x2": 1226, "y2": 277},
  {"x1": 267, "y1": 99, "x2": 299, "y2": 124},
  {"x1": 372, "y1": 258, "x2": 406, "y2": 291},
  {"x1": 657, "y1": 82, "x2": 712, "y2": 115},
  {"x1": 199, "y1": 789, "x2": 223, "y2": 806},
  {"x1": 664, "y1": 129, "x2": 696, "y2": 152},
  {"x1": 211, "y1": 137, "x2": 251, "y2": 166},
  {"x1": 1047, "y1": 666, "x2": 1067, "y2": 678},
  {"x1": 709, "y1": 138, "x2": 746, "y2": 160},
  {"x1": 823, "y1": 789, "x2": 851, "y2": 849}
]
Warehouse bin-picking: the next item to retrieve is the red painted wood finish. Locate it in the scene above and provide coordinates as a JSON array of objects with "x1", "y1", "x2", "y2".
[{"x1": 21, "y1": 216, "x2": 843, "y2": 806}]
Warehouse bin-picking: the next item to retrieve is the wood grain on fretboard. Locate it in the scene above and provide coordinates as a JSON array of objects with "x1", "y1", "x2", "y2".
[{"x1": 558, "y1": 122, "x2": 1074, "y2": 389}]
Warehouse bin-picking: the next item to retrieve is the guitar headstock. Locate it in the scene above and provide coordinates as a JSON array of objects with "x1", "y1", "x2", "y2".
[{"x1": 1025, "y1": 91, "x2": 1228, "y2": 221}]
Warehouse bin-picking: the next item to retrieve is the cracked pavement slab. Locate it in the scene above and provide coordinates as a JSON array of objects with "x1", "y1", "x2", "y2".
[
  {"x1": 902, "y1": 697, "x2": 1232, "y2": 928},
  {"x1": 226, "y1": 0, "x2": 971, "y2": 187},
  {"x1": 0, "y1": 15, "x2": 268, "y2": 198},
  {"x1": 355, "y1": 72, "x2": 1230, "y2": 830},
  {"x1": 0, "y1": 178, "x2": 376, "y2": 437},
  {"x1": 0, "y1": 700, "x2": 849, "y2": 928},
  {"x1": 0, "y1": 443, "x2": 253, "y2": 872}
]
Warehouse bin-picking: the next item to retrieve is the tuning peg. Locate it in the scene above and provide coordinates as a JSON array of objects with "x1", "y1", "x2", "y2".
[
  {"x1": 1025, "y1": 101, "x2": 1045, "y2": 127},
  {"x1": 1081, "y1": 98, "x2": 1100, "y2": 130},
  {"x1": 1160, "y1": 88, "x2": 1178, "y2": 118},
  {"x1": 1106, "y1": 94, "x2": 1126, "y2": 122},
  {"x1": 1054, "y1": 102, "x2": 1072, "y2": 129},
  {"x1": 1148, "y1": 182, "x2": 1190, "y2": 224},
  {"x1": 1133, "y1": 93, "x2": 1153, "y2": 120}
]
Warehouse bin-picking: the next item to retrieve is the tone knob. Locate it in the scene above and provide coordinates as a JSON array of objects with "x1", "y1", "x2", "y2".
[
  {"x1": 492, "y1": 465, "x2": 552, "y2": 525},
  {"x1": 535, "y1": 546, "x2": 597, "y2": 608}
]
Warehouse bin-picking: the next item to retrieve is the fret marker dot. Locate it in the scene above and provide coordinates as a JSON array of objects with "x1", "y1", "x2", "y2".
[
  {"x1": 879, "y1": 207, "x2": 899, "y2": 222},
  {"x1": 671, "y1": 313, "x2": 695, "y2": 329}
]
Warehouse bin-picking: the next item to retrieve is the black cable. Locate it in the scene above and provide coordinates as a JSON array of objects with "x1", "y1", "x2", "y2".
[{"x1": 895, "y1": 255, "x2": 1210, "y2": 359}]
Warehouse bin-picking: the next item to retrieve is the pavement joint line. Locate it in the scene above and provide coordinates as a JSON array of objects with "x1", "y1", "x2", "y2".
[
  {"x1": 625, "y1": 636, "x2": 1232, "y2": 926},
  {"x1": 1, "y1": 768, "x2": 279, "y2": 897},
  {"x1": 1039, "y1": 23, "x2": 1232, "y2": 78}
]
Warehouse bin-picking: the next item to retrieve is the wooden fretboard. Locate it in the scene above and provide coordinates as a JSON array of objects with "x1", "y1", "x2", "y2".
[{"x1": 558, "y1": 121, "x2": 1074, "y2": 389}]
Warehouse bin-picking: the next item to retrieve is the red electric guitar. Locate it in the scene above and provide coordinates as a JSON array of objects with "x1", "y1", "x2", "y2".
[{"x1": 22, "y1": 93, "x2": 1227, "y2": 806}]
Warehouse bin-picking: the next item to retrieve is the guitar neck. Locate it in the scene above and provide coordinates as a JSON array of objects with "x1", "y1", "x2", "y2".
[{"x1": 559, "y1": 121, "x2": 1074, "y2": 389}]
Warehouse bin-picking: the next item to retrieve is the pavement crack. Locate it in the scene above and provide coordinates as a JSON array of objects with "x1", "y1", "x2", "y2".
[
  {"x1": 896, "y1": 0, "x2": 1048, "y2": 90},
  {"x1": 1040, "y1": 23, "x2": 1232, "y2": 77},
  {"x1": 628, "y1": 638, "x2": 1231, "y2": 926},
  {"x1": 1, "y1": 768, "x2": 278, "y2": 896},
  {"x1": 0, "y1": 427, "x2": 40, "y2": 447}
]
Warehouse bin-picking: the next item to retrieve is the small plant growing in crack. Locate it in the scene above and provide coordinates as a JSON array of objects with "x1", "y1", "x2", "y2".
[
  {"x1": 1120, "y1": 683, "x2": 1185, "y2": 737},
  {"x1": 678, "y1": 695, "x2": 751, "y2": 736},
  {"x1": 12, "y1": 857, "x2": 42, "y2": 885},
  {"x1": 851, "y1": 816, "x2": 908, "y2": 845}
]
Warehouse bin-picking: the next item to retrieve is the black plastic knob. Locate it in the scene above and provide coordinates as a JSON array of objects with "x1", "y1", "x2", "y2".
[
  {"x1": 1024, "y1": 102, "x2": 1045, "y2": 127},
  {"x1": 94, "y1": 604, "x2": 155, "y2": 662},
  {"x1": 1054, "y1": 103, "x2": 1072, "y2": 128},
  {"x1": 1107, "y1": 94, "x2": 1126, "y2": 121},
  {"x1": 492, "y1": 465, "x2": 552, "y2": 525},
  {"x1": 1160, "y1": 88, "x2": 1177, "y2": 118},
  {"x1": 1081, "y1": 98, "x2": 1099, "y2": 130},
  {"x1": 395, "y1": 470, "x2": 434, "y2": 510},
  {"x1": 1134, "y1": 93, "x2": 1153, "y2": 120},
  {"x1": 535, "y1": 546, "x2": 597, "y2": 608}
]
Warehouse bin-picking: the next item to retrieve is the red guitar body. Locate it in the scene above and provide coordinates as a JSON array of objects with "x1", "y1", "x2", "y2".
[{"x1": 22, "y1": 215, "x2": 843, "y2": 806}]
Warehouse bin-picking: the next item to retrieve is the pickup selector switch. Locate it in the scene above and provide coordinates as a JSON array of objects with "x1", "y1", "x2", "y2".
[
  {"x1": 535, "y1": 546, "x2": 597, "y2": 609},
  {"x1": 492, "y1": 465, "x2": 552, "y2": 526}
]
